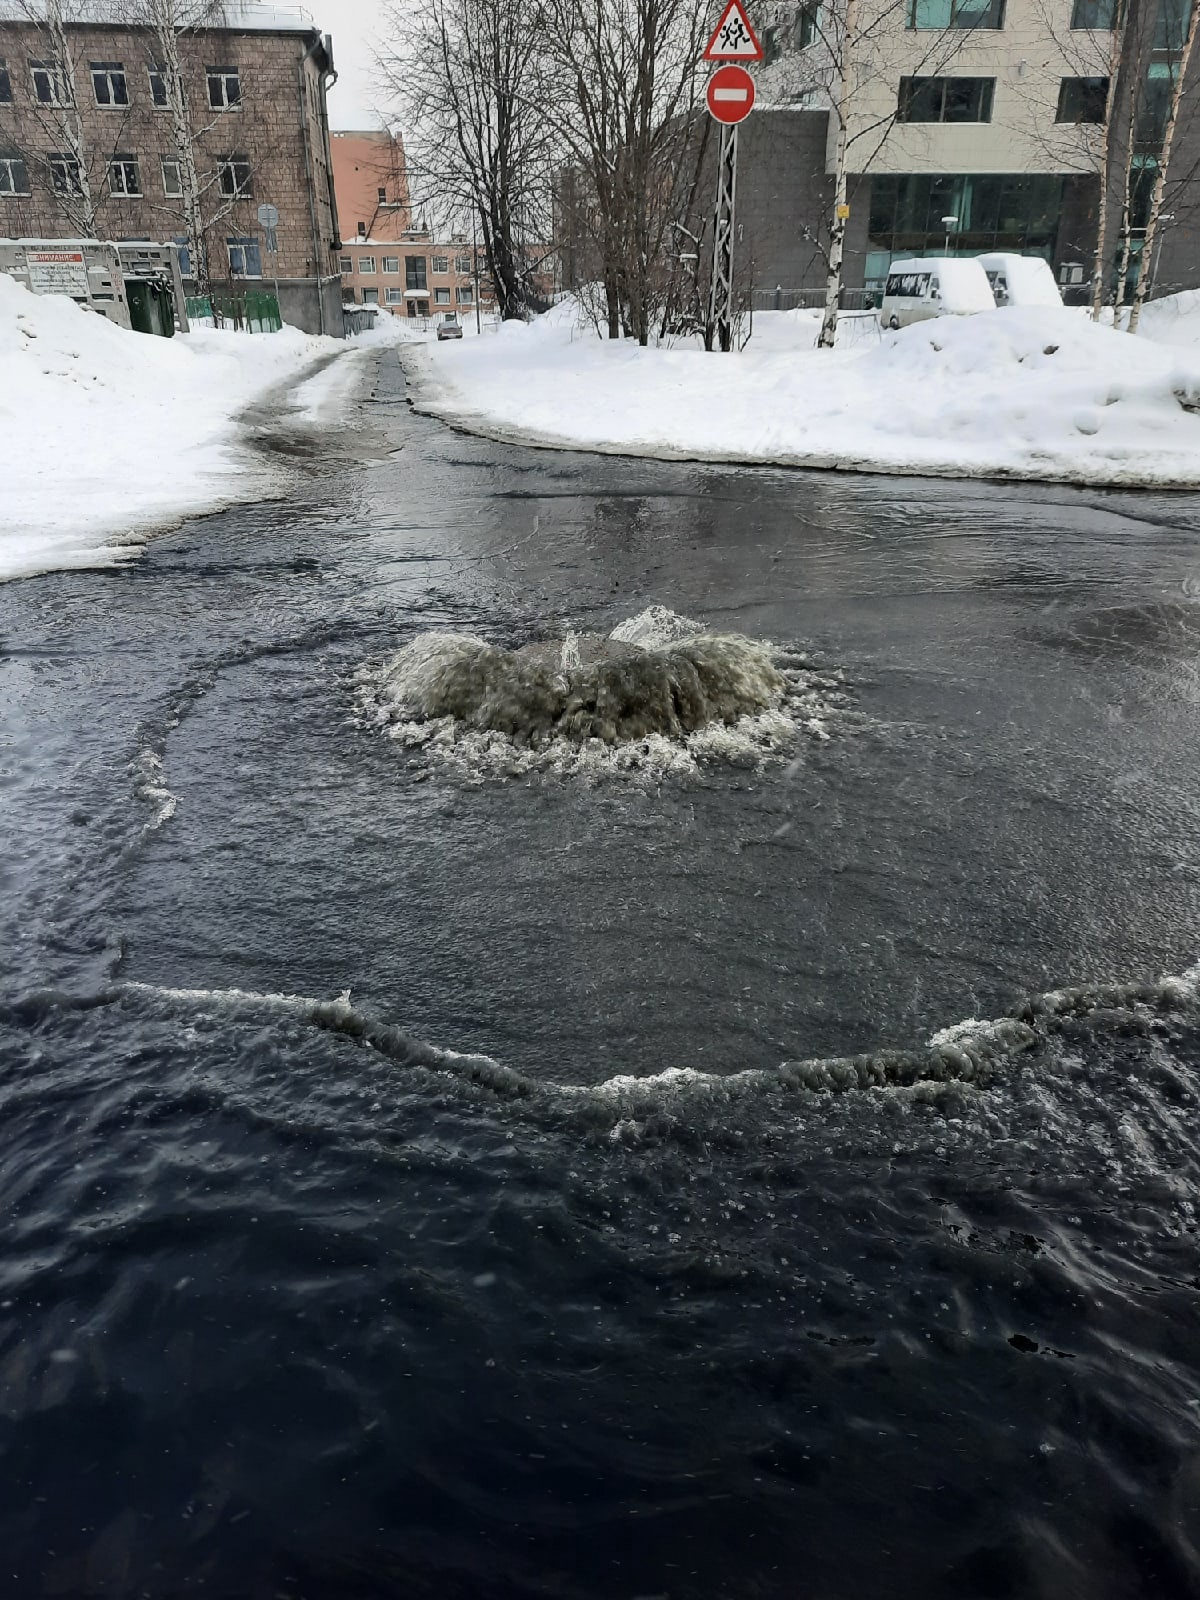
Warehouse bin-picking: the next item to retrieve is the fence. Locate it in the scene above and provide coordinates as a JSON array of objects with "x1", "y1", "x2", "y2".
[
  {"x1": 185, "y1": 288, "x2": 282, "y2": 332},
  {"x1": 752, "y1": 286, "x2": 881, "y2": 314}
]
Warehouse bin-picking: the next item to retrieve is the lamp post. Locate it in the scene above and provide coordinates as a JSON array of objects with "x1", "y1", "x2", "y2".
[{"x1": 941, "y1": 214, "x2": 958, "y2": 256}]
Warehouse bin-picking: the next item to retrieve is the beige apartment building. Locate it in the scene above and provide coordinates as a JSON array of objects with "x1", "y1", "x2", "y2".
[
  {"x1": 0, "y1": 1, "x2": 343, "y2": 334},
  {"x1": 330, "y1": 128, "x2": 494, "y2": 319}
]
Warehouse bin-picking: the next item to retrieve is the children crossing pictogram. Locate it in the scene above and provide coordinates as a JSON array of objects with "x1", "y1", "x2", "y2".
[{"x1": 702, "y1": 0, "x2": 764, "y2": 61}]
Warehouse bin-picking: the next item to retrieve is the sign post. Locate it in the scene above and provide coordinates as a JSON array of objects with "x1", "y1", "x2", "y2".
[
  {"x1": 702, "y1": 0, "x2": 763, "y2": 352},
  {"x1": 257, "y1": 202, "x2": 281, "y2": 325}
]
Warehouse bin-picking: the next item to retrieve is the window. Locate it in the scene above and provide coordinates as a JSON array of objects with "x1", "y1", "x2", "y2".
[
  {"x1": 149, "y1": 66, "x2": 169, "y2": 106},
  {"x1": 162, "y1": 159, "x2": 183, "y2": 197},
  {"x1": 454, "y1": 255, "x2": 471, "y2": 275},
  {"x1": 457, "y1": 285, "x2": 474, "y2": 304},
  {"x1": 382, "y1": 255, "x2": 400, "y2": 273},
  {"x1": 885, "y1": 270, "x2": 933, "y2": 297},
  {"x1": 227, "y1": 236, "x2": 261, "y2": 277},
  {"x1": 207, "y1": 66, "x2": 241, "y2": 109},
  {"x1": 405, "y1": 255, "x2": 428, "y2": 290},
  {"x1": 50, "y1": 155, "x2": 82, "y2": 194},
  {"x1": 407, "y1": 299, "x2": 429, "y2": 317},
  {"x1": 0, "y1": 154, "x2": 30, "y2": 196},
  {"x1": 218, "y1": 157, "x2": 252, "y2": 198},
  {"x1": 1138, "y1": 61, "x2": 1177, "y2": 142},
  {"x1": 432, "y1": 255, "x2": 449, "y2": 273},
  {"x1": 339, "y1": 254, "x2": 353, "y2": 273},
  {"x1": 109, "y1": 156, "x2": 141, "y2": 196},
  {"x1": 359, "y1": 255, "x2": 376, "y2": 274},
  {"x1": 434, "y1": 286, "x2": 451, "y2": 304},
  {"x1": 31, "y1": 60, "x2": 67, "y2": 106},
  {"x1": 1070, "y1": 0, "x2": 1115, "y2": 24},
  {"x1": 357, "y1": 221, "x2": 366, "y2": 237},
  {"x1": 91, "y1": 61, "x2": 128, "y2": 106},
  {"x1": 377, "y1": 186, "x2": 387, "y2": 203},
  {"x1": 386, "y1": 286, "x2": 404, "y2": 304},
  {"x1": 173, "y1": 235, "x2": 192, "y2": 277},
  {"x1": 1056, "y1": 76, "x2": 1108, "y2": 121},
  {"x1": 0, "y1": 59, "x2": 11, "y2": 103},
  {"x1": 1156, "y1": 0, "x2": 1187, "y2": 48},
  {"x1": 897, "y1": 76, "x2": 995, "y2": 121},
  {"x1": 362, "y1": 286, "x2": 379, "y2": 304},
  {"x1": 908, "y1": 0, "x2": 1005, "y2": 24}
]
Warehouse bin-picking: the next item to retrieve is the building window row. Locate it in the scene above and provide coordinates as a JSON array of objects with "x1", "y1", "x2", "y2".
[
  {"x1": 0, "y1": 150, "x2": 252, "y2": 201},
  {"x1": 344, "y1": 252, "x2": 476, "y2": 280},
  {"x1": 0, "y1": 57, "x2": 240, "y2": 109},
  {"x1": 893, "y1": 69, "x2": 1162, "y2": 130},
  {"x1": 907, "y1": 0, "x2": 1005, "y2": 29}
]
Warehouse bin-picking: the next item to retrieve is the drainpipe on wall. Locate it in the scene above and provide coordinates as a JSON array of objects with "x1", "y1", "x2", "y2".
[
  {"x1": 319, "y1": 36, "x2": 342, "y2": 254},
  {"x1": 299, "y1": 34, "x2": 327, "y2": 335}
]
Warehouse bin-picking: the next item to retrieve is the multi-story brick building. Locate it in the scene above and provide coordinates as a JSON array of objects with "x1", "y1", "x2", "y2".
[
  {"x1": 0, "y1": 1, "x2": 344, "y2": 334},
  {"x1": 330, "y1": 128, "x2": 495, "y2": 320}
]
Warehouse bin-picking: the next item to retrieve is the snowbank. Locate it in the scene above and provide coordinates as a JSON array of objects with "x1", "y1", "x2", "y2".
[
  {"x1": 0, "y1": 274, "x2": 353, "y2": 582},
  {"x1": 405, "y1": 294, "x2": 1200, "y2": 487}
]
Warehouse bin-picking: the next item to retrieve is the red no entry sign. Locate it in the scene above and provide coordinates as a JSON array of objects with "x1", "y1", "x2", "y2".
[{"x1": 706, "y1": 62, "x2": 755, "y2": 124}]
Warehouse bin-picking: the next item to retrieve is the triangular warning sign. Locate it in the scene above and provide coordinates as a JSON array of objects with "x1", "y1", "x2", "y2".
[{"x1": 702, "y1": 0, "x2": 764, "y2": 61}]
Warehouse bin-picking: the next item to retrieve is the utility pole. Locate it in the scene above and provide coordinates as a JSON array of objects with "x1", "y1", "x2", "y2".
[
  {"x1": 472, "y1": 212, "x2": 481, "y2": 334},
  {"x1": 708, "y1": 124, "x2": 738, "y2": 352}
]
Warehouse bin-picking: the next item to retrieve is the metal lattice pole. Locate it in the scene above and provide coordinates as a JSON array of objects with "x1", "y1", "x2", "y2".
[{"x1": 709, "y1": 123, "x2": 738, "y2": 352}]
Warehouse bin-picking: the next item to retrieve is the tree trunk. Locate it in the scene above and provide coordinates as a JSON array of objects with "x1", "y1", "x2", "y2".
[
  {"x1": 818, "y1": 0, "x2": 857, "y2": 351},
  {"x1": 1090, "y1": 0, "x2": 1130, "y2": 320},
  {"x1": 1127, "y1": 0, "x2": 1199, "y2": 331}
]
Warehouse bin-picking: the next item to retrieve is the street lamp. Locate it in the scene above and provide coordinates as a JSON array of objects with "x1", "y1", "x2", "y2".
[{"x1": 941, "y1": 214, "x2": 958, "y2": 256}]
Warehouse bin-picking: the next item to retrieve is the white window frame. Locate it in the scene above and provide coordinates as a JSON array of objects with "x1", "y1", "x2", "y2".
[
  {"x1": 431, "y1": 255, "x2": 449, "y2": 274},
  {"x1": 385, "y1": 286, "x2": 403, "y2": 304},
  {"x1": 148, "y1": 66, "x2": 169, "y2": 107},
  {"x1": 0, "y1": 154, "x2": 30, "y2": 196},
  {"x1": 207, "y1": 66, "x2": 241, "y2": 110},
  {"x1": 31, "y1": 59, "x2": 67, "y2": 107},
  {"x1": 226, "y1": 235, "x2": 262, "y2": 278},
  {"x1": 109, "y1": 156, "x2": 142, "y2": 197},
  {"x1": 90, "y1": 61, "x2": 128, "y2": 108},
  {"x1": 49, "y1": 154, "x2": 82, "y2": 195},
  {"x1": 161, "y1": 158, "x2": 183, "y2": 197},
  {"x1": 434, "y1": 287, "x2": 451, "y2": 305},
  {"x1": 454, "y1": 256, "x2": 471, "y2": 275},
  {"x1": 0, "y1": 58, "x2": 10, "y2": 104},
  {"x1": 457, "y1": 285, "x2": 474, "y2": 304},
  {"x1": 358, "y1": 255, "x2": 376, "y2": 274},
  {"x1": 362, "y1": 286, "x2": 379, "y2": 305},
  {"x1": 381, "y1": 255, "x2": 400, "y2": 273},
  {"x1": 218, "y1": 157, "x2": 252, "y2": 199},
  {"x1": 339, "y1": 254, "x2": 353, "y2": 273}
]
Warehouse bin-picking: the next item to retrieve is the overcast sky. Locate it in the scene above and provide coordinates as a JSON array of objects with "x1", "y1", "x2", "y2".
[{"x1": 322, "y1": 0, "x2": 394, "y2": 131}]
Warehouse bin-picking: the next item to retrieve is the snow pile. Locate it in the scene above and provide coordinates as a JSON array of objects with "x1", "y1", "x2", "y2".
[
  {"x1": 406, "y1": 297, "x2": 1200, "y2": 486},
  {"x1": 1134, "y1": 288, "x2": 1200, "y2": 348},
  {"x1": 0, "y1": 273, "x2": 349, "y2": 582}
]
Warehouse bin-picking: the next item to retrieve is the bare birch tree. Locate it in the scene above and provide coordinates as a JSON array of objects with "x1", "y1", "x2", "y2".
[
  {"x1": 10, "y1": 0, "x2": 101, "y2": 234},
  {"x1": 376, "y1": 0, "x2": 551, "y2": 318},
  {"x1": 1126, "y1": 0, "x2": 1198, "y2": 327}
]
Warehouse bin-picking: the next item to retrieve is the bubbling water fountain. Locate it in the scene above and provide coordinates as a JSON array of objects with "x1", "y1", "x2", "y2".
[{"x1": 357, "y1": 608, "x2": 849, "y2": 779}]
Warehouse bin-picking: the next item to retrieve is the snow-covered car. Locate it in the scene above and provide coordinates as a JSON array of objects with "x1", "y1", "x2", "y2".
[
  {"x1": 437, "y1": 315, "x2": 463, "y2": 340},
  {"x1": 978, "y1": 253, "x2": 1064, "y2": 309},
  {"x1": 879, "y1": 258, "x2": 995, "y2": 330}
]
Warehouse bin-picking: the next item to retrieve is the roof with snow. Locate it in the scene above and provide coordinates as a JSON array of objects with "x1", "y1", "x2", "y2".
[{"x1": 0, "y1": 2, "x2": 323, "y2": 33}]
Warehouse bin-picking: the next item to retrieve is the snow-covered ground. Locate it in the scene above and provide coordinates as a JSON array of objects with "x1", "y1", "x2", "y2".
[
  {"x1": 0, "y1": 274, "x2": 381, "y2": 584},
  {"x1": 404, "y1": 293, "x2": 1200, "y2": 487}
]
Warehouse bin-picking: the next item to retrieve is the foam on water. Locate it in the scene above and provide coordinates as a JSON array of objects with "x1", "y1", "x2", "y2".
[
  {"x1": 355, "y1": 608, "x2": 849, "y2": 780},
  {"x1": 113, "y1": 961, "x2": 1200, "y2": 1135}
]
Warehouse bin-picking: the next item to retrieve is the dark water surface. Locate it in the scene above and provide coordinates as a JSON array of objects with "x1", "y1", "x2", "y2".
[{"x1": 3, "y1": 351, "x2": 1200, "y2": 1597}]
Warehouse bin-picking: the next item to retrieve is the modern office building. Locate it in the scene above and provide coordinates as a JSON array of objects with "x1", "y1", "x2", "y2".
[
  {"x1": 718, "y1": 0, "x2": 1197, "y2": 300},
  {"x1": 0, "y1": 1, "x2": 343, "y2": 333}
]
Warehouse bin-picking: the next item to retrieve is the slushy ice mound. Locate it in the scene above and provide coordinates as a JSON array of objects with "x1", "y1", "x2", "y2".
[{"x1": 356, "y1": 607, "x2": 850, "y2": 779}]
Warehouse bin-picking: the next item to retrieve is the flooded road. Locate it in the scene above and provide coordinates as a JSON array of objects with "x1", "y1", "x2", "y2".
[{"x1": 2, "y1": 349, "x2": 1200, "y2": 1597}]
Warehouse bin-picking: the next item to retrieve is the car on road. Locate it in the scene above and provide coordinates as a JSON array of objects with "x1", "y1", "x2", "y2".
[{"x1": 437, "y1": 314, "x2": 464, "y2": 341}]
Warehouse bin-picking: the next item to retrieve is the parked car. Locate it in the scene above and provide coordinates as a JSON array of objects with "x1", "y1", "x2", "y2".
[
  {"x1": 879, "y1": 258, "x2": 996, "y2": 329},
  {"x1": 437, "y1": 314, "x2": 464, "y2": 341},
  {"x1": 977, "y1": 252, "x2": 1064, "y2": 309}
]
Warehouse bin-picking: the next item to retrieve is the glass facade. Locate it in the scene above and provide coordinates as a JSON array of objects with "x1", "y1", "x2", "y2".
[{"x1": 867, "y1": 173, "x2": 1065, "y2": 285}]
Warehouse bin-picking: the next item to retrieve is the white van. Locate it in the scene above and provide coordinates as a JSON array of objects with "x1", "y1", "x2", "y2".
[
  {"x1": 879, "y1": 257, "x2": 996, "y2": 329},
  {"x1": 978, "y1": 253, "x2": 1063, "y2": 309}
]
